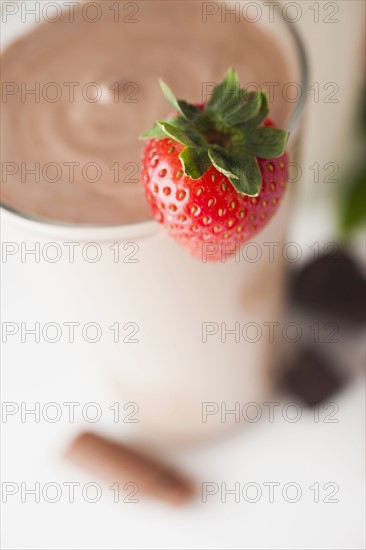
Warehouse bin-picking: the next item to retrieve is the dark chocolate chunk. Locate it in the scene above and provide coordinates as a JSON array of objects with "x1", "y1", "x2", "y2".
[
  {"x1": 278, "y1": 348, "x2": 346, "y2": 407},
  {"x1": 290, "y1": 249, "x2": 366, "y2": 327}
]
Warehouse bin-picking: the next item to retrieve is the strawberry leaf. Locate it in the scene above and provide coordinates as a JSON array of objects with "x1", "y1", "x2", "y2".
[
  {"x1": 247, "y1": 127, "x2": 289, "y2": 159},
  {"x1": 222, "y1": 92, "x2": 263, "y2": 126},
  {"x1": 157, "y1": 121, "x2": 203, "y2": 147},
  {"x1": 140, "y1": 116, "x2": 182, "y2": 140},
  {"x1": 140, "y1": 122, "x2": 170, "y2": 140},
  {"x1": 178, "y1": 101, "x2": 202, "y2": 120},
  {"x1": 243, "y1": 92, "x2": 270, "y2": 129},
  {"x1": 206, "y1": 68, "x2": 240, "y2": 112},
  {"x1": 208, "y1": 146, "x2": 238, "y2": 181},
  {"x1": 179, "y1": 147, "x2": 211, "y2": 179},
  {"x1": 208, "y1": 147, "x2": 262, "y2": 196},
  {"x1": 231, "y1": 153, "x2": 262, "y2": 196},
  {"x1": 223, "y1": 67, "x2": 240, "y2": 89},
  {"x1": 159, "y1": 79, "x2": 200, "y2": 120}
]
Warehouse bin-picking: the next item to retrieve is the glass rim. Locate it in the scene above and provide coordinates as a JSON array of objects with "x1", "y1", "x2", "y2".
[{"x1": 1, "y1": 1, "x2": 309, "y2": 231}]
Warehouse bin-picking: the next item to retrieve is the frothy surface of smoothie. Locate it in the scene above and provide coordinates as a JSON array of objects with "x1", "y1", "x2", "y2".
[{"x1": 1, "y1": 0, "x2": 293, "y2": 224}]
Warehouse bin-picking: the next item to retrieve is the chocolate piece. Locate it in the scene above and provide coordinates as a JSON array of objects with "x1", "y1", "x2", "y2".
[
  {"x1": 290, "y1": 249, "x2": 366, "y2": 326},
  {"x1": 65, "y1": 433, "x2": 195, "y2": 505},
  {"x1": 278, "y1": 348, "x2": 345, "y2": 407}
]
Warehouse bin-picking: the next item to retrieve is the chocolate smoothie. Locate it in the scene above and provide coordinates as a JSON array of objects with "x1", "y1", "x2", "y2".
[{"x1": 1, "y1": 0, "x2": 293, "y2": 224}]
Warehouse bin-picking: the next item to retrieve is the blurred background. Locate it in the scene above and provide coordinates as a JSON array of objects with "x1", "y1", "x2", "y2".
[{"x1": 1, "y1": 1, "x2": 365, "y2": 549}]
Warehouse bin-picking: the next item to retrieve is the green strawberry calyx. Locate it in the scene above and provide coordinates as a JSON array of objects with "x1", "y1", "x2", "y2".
[{"x1": 141, "y1": 68, "x2": 289, "y2": 197}]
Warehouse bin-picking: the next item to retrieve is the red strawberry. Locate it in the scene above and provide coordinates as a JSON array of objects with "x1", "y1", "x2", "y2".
[{"x1": 141, "y1": 69, "x2": 289, "y2": 261}]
